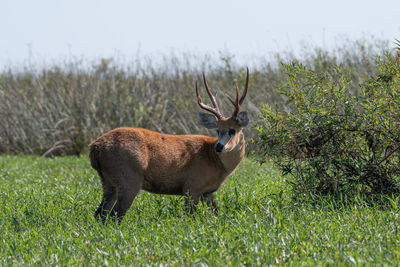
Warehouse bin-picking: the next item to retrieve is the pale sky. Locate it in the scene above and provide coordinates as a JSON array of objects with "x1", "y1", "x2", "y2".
[{"x1": 1, "y1": 0, "x2": 399, "y2": 68}]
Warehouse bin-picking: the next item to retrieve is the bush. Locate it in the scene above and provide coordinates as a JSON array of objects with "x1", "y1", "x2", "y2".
[{"x1": 256, "y1": 46, "x2": 400, "y2": 200}]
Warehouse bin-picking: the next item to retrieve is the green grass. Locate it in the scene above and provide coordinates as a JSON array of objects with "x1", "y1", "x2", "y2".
[{"x1": 1, "y1": 155, "x2": 399, "y2": 265}]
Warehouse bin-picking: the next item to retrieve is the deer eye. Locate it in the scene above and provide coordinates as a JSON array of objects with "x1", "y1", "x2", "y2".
[{"x1": 229, "y1": 129, "x2": 236, "y2": 136}]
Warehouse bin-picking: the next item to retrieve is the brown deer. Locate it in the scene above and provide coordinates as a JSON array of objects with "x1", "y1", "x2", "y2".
[{"x1": 89, "y1": 68, "x2": 250, "y2": 221}]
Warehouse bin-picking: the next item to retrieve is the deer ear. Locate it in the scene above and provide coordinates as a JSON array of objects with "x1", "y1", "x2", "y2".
[
  {"x1": 237, "y1": 111, "x2": 249, "y2": 127},
  {"x1": 198, "y1": 113, "x2": 218, "y2": 129}
]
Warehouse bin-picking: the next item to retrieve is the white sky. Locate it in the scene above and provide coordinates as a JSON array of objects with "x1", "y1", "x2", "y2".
[{"x1": 1, "y1": 0, "x2": 399, "y2": 68}]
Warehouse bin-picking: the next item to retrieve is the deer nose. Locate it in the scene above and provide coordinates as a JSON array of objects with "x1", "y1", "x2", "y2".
[{"x1": 215, "y1": 143, "x2": 224, "y2": 152}]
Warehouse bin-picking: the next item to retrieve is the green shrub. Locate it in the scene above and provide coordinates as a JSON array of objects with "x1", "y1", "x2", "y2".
[{"x1": 256, "y1": 48, "x2": 400, "y2": 201}]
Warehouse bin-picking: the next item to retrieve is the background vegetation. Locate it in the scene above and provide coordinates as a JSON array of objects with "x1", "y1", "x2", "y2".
[
  {"x1": 0, "y1": 38, "x2": 388, "y2": 155},
  {"x1": 1, "y1": 38, "x2": 400, "y2": 265},
  {"x1": 257, "y1": 46, "x2": 400, "y2": 201}
]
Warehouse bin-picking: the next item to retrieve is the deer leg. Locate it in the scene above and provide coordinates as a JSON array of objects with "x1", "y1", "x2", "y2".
[
  {"x1": 95, "y1": 185, "x2": 117, "y2": 222},
  {"x1": 184, "y1": 189, "x2": 200, "y2": 213},
  {"x1": 114, "y1": 174, "x2": 143, "y2": 222},
  {"x1": 202, "y1": 192, "x2": 218, "y2": 212}
]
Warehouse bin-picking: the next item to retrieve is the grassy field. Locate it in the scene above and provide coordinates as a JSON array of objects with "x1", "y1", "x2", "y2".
[{"x1": 1, "y1": 155, "x2": 399, "y2": 265}]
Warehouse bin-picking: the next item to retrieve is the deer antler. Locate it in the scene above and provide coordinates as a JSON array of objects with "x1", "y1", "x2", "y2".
[
  {"x1": 227, "y1": 67, "x2": 249, "y2": 118},
  {"x1": 196, "y1": 73, "x2": 223, "y2": 119}
]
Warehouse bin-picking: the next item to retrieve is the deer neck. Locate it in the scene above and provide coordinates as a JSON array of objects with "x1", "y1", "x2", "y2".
[{"x1": 217, "y1": 132, "x2": 246, "y2": 175}]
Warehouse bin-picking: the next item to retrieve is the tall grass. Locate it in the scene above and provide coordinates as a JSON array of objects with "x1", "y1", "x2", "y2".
[{"x1": 0, "y1": 38, "x2": 390, "y2": 155}]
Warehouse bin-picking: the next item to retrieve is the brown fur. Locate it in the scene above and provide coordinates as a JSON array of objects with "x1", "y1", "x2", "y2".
[
  {"x1": 91, "y1": 70, "x2": 250, "y2": 221},
  {"x1": 90, "y1": 124, "x2": 246, "y2": 221}
]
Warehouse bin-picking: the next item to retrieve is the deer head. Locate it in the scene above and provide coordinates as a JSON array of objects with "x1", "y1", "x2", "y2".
[{"x1": 196, "y1": 68, "x2": 249, "y2": 153}]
